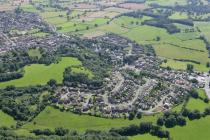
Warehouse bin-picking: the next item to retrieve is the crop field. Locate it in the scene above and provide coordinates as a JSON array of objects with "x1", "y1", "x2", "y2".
[
  {"x1": 0, "y1": 110, "x2": 16, "y2": 127},
  {"x1": 0, "y1": 57, "x2": 93, "y2": 88},
  {"x1": 20, "y1": 106, "x2": 158, "y2": 132}
]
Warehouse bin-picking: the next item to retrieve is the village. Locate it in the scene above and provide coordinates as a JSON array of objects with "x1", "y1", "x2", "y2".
[
  {"x1": 55, "y1": 33, "x2": 209, "y2": 118},
  {"x1": 0, "y1": 9, "x2": 209, "y2": 119}
]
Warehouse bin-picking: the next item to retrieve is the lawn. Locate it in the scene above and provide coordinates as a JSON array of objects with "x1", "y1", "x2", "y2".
[
  {"x1": 21, "y1": 106, "x2": 158, "y2": 133},
  {"x1": 0, "y1": 110, "x2": 16, "y2": 127},
  {"x1": 0, "y1": 57, "x2": 93, "y2": 88}
]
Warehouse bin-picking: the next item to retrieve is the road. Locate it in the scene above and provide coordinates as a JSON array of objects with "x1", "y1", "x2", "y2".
[{"x1": 204, "y1": 73, "x2": 210, "y2": 99}]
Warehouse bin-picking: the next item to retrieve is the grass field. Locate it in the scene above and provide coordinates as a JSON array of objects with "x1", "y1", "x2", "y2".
[
  {"x1": 169, "y1": 12, "x2": 188, "y2": 19},
  {"x1": 169, "y1": 116, "x2": 210, "y2": 140},
  {"x1": 0, "y1": 57, "x2": 93, "y2": 88},
  {"x1": 197, "y1": 89, "x2": 207, "y2": 99},
  {"x1": 28, "y1": 48, "x2": 41, "y2": 59},
  {"x1": 129, "y1": 134, "x2": 164, "y2": 140},
  {"x1": 161, "y1": 59, "x2": 209, "y2": 72},
  {"x1": 186, "y1": 98, "x2": 210, "y2": 112},
  {"x1": 20, "y1": 106, "x2": 158, "y2": 133},
  {"x1": 0, "y1": 110, "x2": 16, "y2": 127}
]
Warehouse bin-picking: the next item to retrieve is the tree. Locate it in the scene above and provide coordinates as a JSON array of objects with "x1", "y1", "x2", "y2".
[
  {"x1": 204, "y1": 98, "x2": 209, "y2": 103},
  {"x1": 55, "y1": 127, "x2": 69, "y2": 136},
  {"x1": 157, "y1": 117, "x2": 164, "y2": 126},
  {"x1": 47, "y1": 79, "x2": 57, "y2": 87},
  {"x1": 156, "y1": 36, "x2": 160, "y2": 41},
  {"x1": 128, "y1": 112, "x2": 135, "y2": 120},
  {"x1": 182, "y1": 108, "x2": 190, "y2": 117},
  {"x1": 177, "y1": 116, "x2": 186, "y2": 126},
  {"x1": 206, "y1": 62, "x2": 210, "y2": 68},
  {"x1": 187, "y1": 64, "x2": 194, "y2": 72},
  {"x1": 165, "y1": 116, "x2": 176, "y2": 128},
  {"x1": 136, "y1": 112, "x2": 142, "y2": 119},
  {"x1": 189, "y1": 90, "x2": 199, "y2": 98}
]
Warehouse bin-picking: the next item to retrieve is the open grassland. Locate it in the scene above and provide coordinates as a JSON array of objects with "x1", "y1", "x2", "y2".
[
  {"x1": 0, "y1": 57, "x2": 93, "y2": 88},
  {"x1": 21, "y1": 106, "x2": 158, "y2": 133},
  {"x1": 169, "y1": 116, "x2": 210, "y2": 140},
  {"x1": 0, "y1": 111, "x2": 16, "y2": 127}
]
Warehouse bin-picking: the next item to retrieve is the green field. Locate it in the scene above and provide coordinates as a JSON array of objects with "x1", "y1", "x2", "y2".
[
  {"x1": 186, "y1": 98, "x2": 210, "y2": 112},
  {"x1": 169, "y1": 116, "x2": 210, "y2": 140},
  {"x1": 129, "y1": 134, "x2": 163, "y2": 140},
  {"x1": 161, "y1": 59, "x2": 209, "y2": 72},
  {"x1": 0, "y1": 111, "x2": 16, "y2": 127},
  {"x1": 197, "y1": 89, "x2": 207, "y2": 99},
  {"x1": 0, "y1": 57, "x2": 93, "y2": 88},
  {"x1": 21, "y1": 106, "x2": 158, "y2": 133},
  {"x1": 28, "y1": 48, "x2": 42, "y2": 59}
]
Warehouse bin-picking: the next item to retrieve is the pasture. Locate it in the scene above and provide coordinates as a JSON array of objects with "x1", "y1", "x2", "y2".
[{"x1": 0, "y1": 57, "x2": 93, "y2": 88}]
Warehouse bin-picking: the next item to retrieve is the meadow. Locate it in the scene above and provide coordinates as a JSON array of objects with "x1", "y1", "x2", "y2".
[{"x1": 0, "y1": 57, "x2": 93, "y2": 88}]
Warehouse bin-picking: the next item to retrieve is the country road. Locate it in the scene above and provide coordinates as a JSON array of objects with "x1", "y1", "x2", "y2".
[{"x1": 204, "y1": 73, "x2": 210, "y2": 99}]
